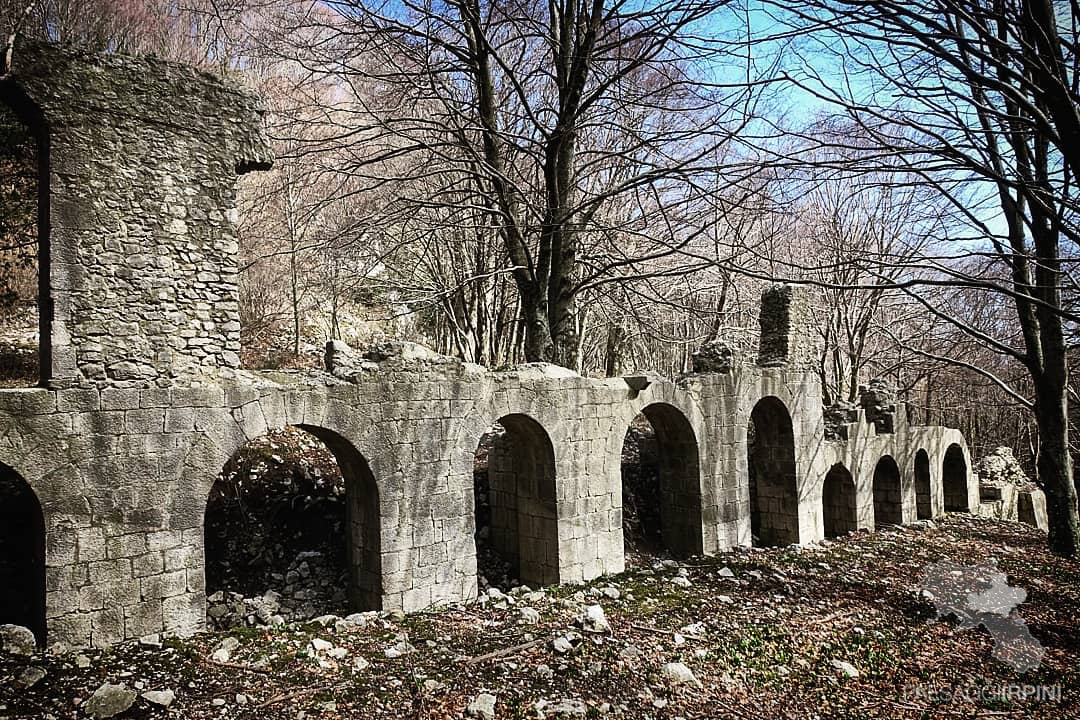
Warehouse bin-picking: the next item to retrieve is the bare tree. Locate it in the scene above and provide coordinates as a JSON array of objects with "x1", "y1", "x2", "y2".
[
  {"x1": 269, "y1": 0, "x2": 766, "y2": 369},
  {"x1": 745, "y1": 0, "x2": 1080, "y2": 554}
]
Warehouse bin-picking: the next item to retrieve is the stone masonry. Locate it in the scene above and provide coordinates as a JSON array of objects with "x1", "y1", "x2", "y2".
[{"x1": 0, "y1": 39, "x2": 978, "y2": 649}]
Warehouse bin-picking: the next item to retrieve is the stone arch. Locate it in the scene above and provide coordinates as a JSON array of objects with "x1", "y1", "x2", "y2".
[
  {"x1": 474, "y1": 413, "x2": 559, "y2": 587},
  {"x1": 914, "y1": 449, "x2": 932, "y2": 519},
  {"x1": 621, "y1": 402, "x2": 703, "y2": 557},
  {"x1": 0, "y1": 79, "x2": 50, "y2": 386},
  {"x1": 822, "y1": 463, "x2": 856, "y2": 538},
  {"x1": 942, "y1": 443, "x2": 969, "y2": 511},
  {"x1": 0, "y1": 462, "x2": 46, "y2": 644},
  {"x1": 747, "y1": 396, "x2": 799, "y2": 546},
  {"x1": 872, "y1": 455, "x2": 903, "y2": 527},
  {"x1": 203, "y1": 424, "x2": 382, "y2": 617}
]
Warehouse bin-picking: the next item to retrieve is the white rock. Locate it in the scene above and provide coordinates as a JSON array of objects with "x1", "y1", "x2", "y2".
[
  {"x1": 717, "y1": 566, "x2": 735, "y2": 578},
  {"x1": 466, "y1": 692, "x2": 497, "y2": 720},
  {"x1": 671, "y1": 576, "x2": 692, "y2": 588},
  {"x1": 577, "y1": 604, "x2": 611, "y2": 634},
  {"x1": 830, "y1": 659, "x2": 860, "y2": 677},
  {"x1": 601, "y1": 586, "x2": 621, "y2": 600},
  {"x1": 84, "y1": 683, "x2": 137, "y2": 719},
  {"x1": 519, "y1": 607, "x2": 541, "y2": 624},
  {"x1": 75, "y1": 654, "x2": 92, "y2": 668},
  {"x1": 662, "y1": 662, "x2": 703, "y2": 689},
  {"x1": 535, "y1": 698, "x2": 587, "y2": 716},
  {"x1": 310, "y1": 638, "x2": 334, "y2": 653},
  {"x1": 142, "y1": 690, "x2": 175, "y2": 707},
  {"x1": 327, "y1": 647, "x2": 349, "y2": 659}
]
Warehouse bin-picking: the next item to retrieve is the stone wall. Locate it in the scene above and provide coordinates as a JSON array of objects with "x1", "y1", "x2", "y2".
[
  {"x1": 1, "y1": 37, "x2": 271, "y2": 387},
  {"x1": 0, "y1": 39, "x2": 981, "y2": 650}
]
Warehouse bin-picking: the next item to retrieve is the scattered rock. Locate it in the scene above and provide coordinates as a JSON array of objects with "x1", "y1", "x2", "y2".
[
  {"x1": 142, "y1": 689, "x2": 175, "y2": 707},
  {"x1": 466, "y1": 692, "x2": 497, "y2": 720},
  {"x1": 534, "y1": 698, "x2": 587, "y2": 717},
  {"x1": 662, "y1": 662, "x2": 703, "y2": 689},
  {"x1": 0, "y1": 624, "x2": 36, "y2": 656},
  {"x1": 84, "y1": 683, "x2": 137, "y2": 719},
  {"x1": 15, "y1": 665, "x2": 46, "y2": 689},
  {"x1": 520, "y1": 607, "x2": 541, "y2": 624},
  {"x1": 831, "y1": 659, "x2": 860, "y2": 678},
  {"x1": 310, "y1": 638, "x2": 333, "y2": 653},
  {"x1": 577, "y1": 605, "x2": 611, "y2": 634}
]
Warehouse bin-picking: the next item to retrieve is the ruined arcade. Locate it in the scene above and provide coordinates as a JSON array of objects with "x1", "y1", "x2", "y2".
[{"x1": 0, "y1": 40, "x2": 980, "y2": 650}]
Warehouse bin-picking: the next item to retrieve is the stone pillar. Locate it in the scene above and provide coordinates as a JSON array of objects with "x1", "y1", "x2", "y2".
[{"x1": 757, "y1": 284, "x2": 817, "y2": 369}]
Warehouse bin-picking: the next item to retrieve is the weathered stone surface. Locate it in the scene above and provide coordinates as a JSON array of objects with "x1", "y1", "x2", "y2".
[
  {"x1": 859, "y1": 378, "x2": 896, "y2": 434},
  {"x1": 84, "y1": 683, "x2": 136, "y2": 718},
  {"x1": 2, "y1": 37, "x2": 271, "y2": 388},
  {"x1": 467, "y1": 692, "x2": 497, "y2": 720},
  {"x1": 691, "y1": 341, "x2": 734, "y2": 373},
  {"x1": 0, "y1": 624, "x2": 36, "y2": 655}
]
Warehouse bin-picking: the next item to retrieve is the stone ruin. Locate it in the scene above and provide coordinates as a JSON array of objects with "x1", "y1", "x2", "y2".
[{"x1": 0, "y1": 38, "x2": 995, "y2": 650}]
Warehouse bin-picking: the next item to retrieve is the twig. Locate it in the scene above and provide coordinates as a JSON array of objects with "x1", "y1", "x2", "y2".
[
  {"x1": 463, "y1": 637, "x2": 546, "y2": 665},
  {"x1": 201, "y1": 657, "x2": 271, "y2": 674},
  {"x1": 629, "y1": 623, "x2": 704, "y2": 641}
]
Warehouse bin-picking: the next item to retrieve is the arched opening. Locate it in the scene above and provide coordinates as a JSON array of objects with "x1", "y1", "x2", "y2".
[
  {"x1": 204, "y1": 425, "x2": 380, "y2": 628},
  {"x1": 620, "y1": 403, "x2": 702, "y2": 562},
  {"x1": 0, "y1": 87, "x2": 47, "y2": 387},
  {"x1": 872, "y1": 455, "x2": 903, "y2": 527},
  {"x1": 822, "y1": 463, "x2": 856, "y2": 538},
  {"x1": 747, "y1": 397, "x2": 799, "y2": 546},
  {"x1": 473, "y1": 414, "x2": 558, "y2": 590},
  {"x1": 943, "y1": 443, "x2": 969, "y2": 511},
  {"x1": 914, "y1": 449, "x2": 932, "y2": 519},
  {"x1": 0, "y1": 463, "x2": 45, "y2": 644}
]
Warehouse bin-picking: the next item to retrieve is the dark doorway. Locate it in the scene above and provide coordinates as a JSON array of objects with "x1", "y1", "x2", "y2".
[
  {"x1": 620, "y1": 403, "x2": 702, "y2": 563},
  {"x1": 204, "y1": 425, "x2": 380, "y2": 628},
  {"x1": 872, "y1": 455, "x2": 903, "y2": 527},
  {"x1": 943, "y1": 444, "x2": 969, "y2": 511},
  {"x1": 914, "y1": 449, "x2": 932, "y2": 519},
  {"x1": 0, "y1": 463, "x2": 45, "y2": 644},
  {"x1": 748, "y1": 397, "x2": 799, "y2": 546},
  {"x1": 822, "y1": 463, "x2": 857, "y2": 538},
  {"x1": 474, "y1": 414, "x2": 558, "y2": 590}
]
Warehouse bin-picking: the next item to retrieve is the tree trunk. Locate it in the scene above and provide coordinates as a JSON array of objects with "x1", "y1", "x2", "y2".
[{"x1": 1033, "y1": 378, "x2": 1080, "y2": 555}]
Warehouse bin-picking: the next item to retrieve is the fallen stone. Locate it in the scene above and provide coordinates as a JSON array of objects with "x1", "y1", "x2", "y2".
[
  {"x1": 662, "y1": 662, "x2": 703, "y2": 689},
  {"x1": 310, "y1": 638, "x2": 333, "y2": 653},
  {"x1": 577, "y1": 605, "x2": 611, "y2": 634},
  {"x1": 831, "y1": 659, "x2": 859, "y2": 678},
  {"x1": 534, "y1": 698, "x2": 587, "y2": 717},
  {"x1": 422, "y1": 679, "x2": 445, "y2": 693},
  {"x1": 466, "y1": 692, "x2": 497, "y2": 720},
  {"x1": 0, "y1": 624, "x2": 36, "y2": 656},
  {"x1": 15, "y1": 666, "x2": 46, "y2": 689},
  {"x1": 520, "y1": 607, "x2": 541, "y2": 624},
  {"x1": 84, "y1": 683, "x2": 137, "y2": 719},
  {"x1": 142, "y1": 689, "x2": 175, "y2": 707}
]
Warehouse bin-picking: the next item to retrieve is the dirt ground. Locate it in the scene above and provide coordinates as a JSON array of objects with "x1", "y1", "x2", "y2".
[{"x1": 2, "y1": 515, "x2": 1076, "y2": 719}]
